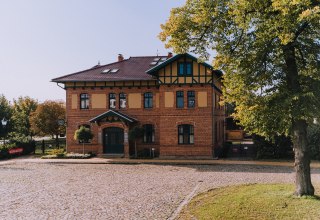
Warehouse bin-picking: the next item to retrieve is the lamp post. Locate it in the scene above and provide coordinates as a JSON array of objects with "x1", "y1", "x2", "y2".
[{"x1": 1, "y1": 118, "x2": 8, "y2": 145}]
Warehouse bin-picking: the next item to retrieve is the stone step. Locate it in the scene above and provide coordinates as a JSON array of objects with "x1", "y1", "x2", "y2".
[{"x1": 97, "y1": 154, "x2": 124, "y2": 158}]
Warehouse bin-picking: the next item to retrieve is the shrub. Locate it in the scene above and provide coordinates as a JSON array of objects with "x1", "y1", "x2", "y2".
[
  {"x1": 50, "y1": 148, "x2": 65, "y2": 157},
  {"x1": 0, "y1": 143, "x2": 16, "y2": 159},
  {"x1": 41, "y1": 153, "x2": 91, "y2": 159},
  {"x1": 307, "y1": 124, "x2": 320, "y2": 160},
  {"x1": 253, "y1": 135, "x2": 293, "y2": 159},
  {"x1": 220, "y1": 142, "x2": 232, "y2": 158}
]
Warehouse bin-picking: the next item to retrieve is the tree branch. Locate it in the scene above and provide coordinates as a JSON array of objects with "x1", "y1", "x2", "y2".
[{"x1": 293, "y1": 22, "x2": 309, "y2": 42}]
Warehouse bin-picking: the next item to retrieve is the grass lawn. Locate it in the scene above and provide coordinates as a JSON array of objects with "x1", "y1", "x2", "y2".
[{"x1": 178, "y1": 184, "x2": 320, "y2": 220}]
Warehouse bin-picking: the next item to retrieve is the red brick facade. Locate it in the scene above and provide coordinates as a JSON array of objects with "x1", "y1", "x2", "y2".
[{"x1": 53, "y1": 53, "x2": 225, "y2": 158}]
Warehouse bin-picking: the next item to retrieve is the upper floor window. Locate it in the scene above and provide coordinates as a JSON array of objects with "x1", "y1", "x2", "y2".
[
  {"x1": 80, "y1": 94, "x2": 89, "y2": 109},
  {"x1": 143, "y1": 124, "x2": 155, "y2": 143},
  {"x1": 144, "y1": 92, "x2": 153, "y2": 108},
  {"x1": 178, "y1": 62, "x2": 192, "y2": 75},
  {"x1": 176, "y1": 91, "x2": 184, "y2": 108},
  {"x1": 178, "y1": 124, "x2": 194, "y2": 144},
  {"x1": 187, "y1": 91, "x2": 195, "y2": 108},
  {"x1": 119, "y1": 93, "x2": 126, "y2": 109},
  {"x1": 109, "y1": 93, "x2": 116, "y2": 109}
]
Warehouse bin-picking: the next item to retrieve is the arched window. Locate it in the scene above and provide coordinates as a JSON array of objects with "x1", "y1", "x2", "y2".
[
  {"x1": 178, "y1": 124, "x2": 194, "y2": 144},
  {"x1": 109, "y1": 93, "x2": 116, "y2": 109},
  {"x1": 80, "y1": 93, "x2": 89, "y2": 109},
  {"x1": 77, "y1": 124, "x2": 91, "y2": 143},
  {"x1": 119, "y1": 93, "x2": 126, "y2": 109},
  {"x1": 143, "y1": 124, "x2": 155, "y2": 143}
]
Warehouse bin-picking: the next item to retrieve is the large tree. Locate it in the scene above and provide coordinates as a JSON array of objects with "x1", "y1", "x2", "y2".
[
  {"x1": 160, "y1": 0, "x2": 320, "y2": 196},
  {"x1": 30, "y1": 101, "x2": 66, "y2": 146},
  {"x1": 11, "y1": 96, "x2": 38, "y2": 138}
]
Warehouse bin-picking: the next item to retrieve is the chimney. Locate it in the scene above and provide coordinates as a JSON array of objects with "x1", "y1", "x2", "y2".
[
  {"x1": 168, "y1": 52, "x2": 173, "y2": 58},
  {"x1": 118, "y1": 54, "x2": 124, "y2": 62}
]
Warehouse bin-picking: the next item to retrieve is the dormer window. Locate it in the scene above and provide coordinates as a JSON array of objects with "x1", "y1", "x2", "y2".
[
  {"x1": 109, "y1": 93, "x2": 116, "y2": 109},
  {"x1": 110, "y1": 69, "x2": 119, "y2": 73},
  {"x1": 101, "y1": 69, "x2": 110, "y2": 74},
  {"x1": 178, "y1": 62, "x2": 192, "y2": 75},
  {"x1": 101, "y1": 69, "x2": 118, "y2": 74}
]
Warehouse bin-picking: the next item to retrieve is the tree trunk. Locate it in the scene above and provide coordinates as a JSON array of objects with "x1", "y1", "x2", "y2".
[
  {"x1": 283, "y1": 44, "x2": 314, "y2": 196},
  {"x1": 56, "y1": 134, "x2": 59, "y2": 149},
  {"x1": 293, "y1": 120, "x2": 314, "y2": 196}
]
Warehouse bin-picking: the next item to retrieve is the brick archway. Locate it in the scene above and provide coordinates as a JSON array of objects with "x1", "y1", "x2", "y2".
[{"x1": 98, "y1": 122, "x2": 129, "y2": 158}]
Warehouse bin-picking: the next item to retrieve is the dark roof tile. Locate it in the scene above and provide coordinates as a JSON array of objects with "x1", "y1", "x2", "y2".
[{"x1": 52, "y1": 56, "x2": 167, "y2": 82}]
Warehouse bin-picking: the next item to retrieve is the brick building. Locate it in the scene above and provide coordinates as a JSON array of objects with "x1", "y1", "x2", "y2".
[{"x1": 52, "y1": 53, "x2": 225, "y2": 158}]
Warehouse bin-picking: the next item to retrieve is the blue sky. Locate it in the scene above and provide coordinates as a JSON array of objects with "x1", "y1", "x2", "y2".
[{"x1": 0, "y1": 0, "x2": 186, "y2": 102}]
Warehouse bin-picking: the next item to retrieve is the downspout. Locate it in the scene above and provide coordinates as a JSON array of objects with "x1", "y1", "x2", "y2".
[{"x1": 212, "y1": 86, "x2": 215, "y2": 158}]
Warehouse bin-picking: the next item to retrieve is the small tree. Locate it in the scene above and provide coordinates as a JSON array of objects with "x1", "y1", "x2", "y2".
[
  {"x1": 74, "y1": 126, "x2": 94, "y2": 154},
  {"x1": 0, "y1": 94, "x2": 12, "y2": 139},
  {"x1": 30, "y1": 101, "x2": 65, "y2": 148},
  {"x1": 11, "y1": 96, "x2": 38, "y2": 139},
  {"x1": 129, "y1": 126, "x2": 145, "y2": 158}
]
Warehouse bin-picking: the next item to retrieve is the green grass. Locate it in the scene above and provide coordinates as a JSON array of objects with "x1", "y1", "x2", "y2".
[{"x1": 178, "y1": 184, "x2": 320, "y2": 220}]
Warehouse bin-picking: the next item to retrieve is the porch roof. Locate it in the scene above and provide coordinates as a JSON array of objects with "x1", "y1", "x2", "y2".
[{"x1": 89, "y1": 110, "x2": 137, "y2": 123}]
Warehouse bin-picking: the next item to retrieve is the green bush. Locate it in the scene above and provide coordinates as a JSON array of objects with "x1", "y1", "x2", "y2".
[
  {"x1": 253, "y1": 135, "x2": 293, "y2": 159},
  {"x1": 41, "y1": 153, "x2": 91, "y2": 159},
  {"x1": 307, "y1": 124, "x2": 320, "y2": 160},
  {"x1": 50, "y1": 149, "x2": 65, "y2": 157}
]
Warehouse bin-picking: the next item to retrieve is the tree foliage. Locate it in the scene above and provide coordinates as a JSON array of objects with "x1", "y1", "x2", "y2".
[
  {"x1": 128, "y1": 126, "x2": 145, "y2": 141},
  {"x1": 74, "y1": 126, "x2": 94, "y2": 143},
  {"x1": 30, "y1": 101, "x2": 66, "y2": 137},
  {"x1": 0, "y1": 94, "x2": 12, "y2": 137},
  {"x1": 160, "y1": 0, "x2": 319, "y2": 137},
  {"x1": 11, "y1": 96, "x2": 38, "y2": 137},
  {"x1": 160, "y1": 0, "x2": 320, "y2": 196}
]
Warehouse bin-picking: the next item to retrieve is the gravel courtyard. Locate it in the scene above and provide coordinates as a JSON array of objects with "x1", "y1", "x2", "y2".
[{"x1": 0, "y1": 161, "x2": 319, "y2": 220}]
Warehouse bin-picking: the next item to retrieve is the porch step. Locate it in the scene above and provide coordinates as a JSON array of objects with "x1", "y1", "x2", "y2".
[{"x1": 98, "y1": 154, "x2": 124, "y2": 159}]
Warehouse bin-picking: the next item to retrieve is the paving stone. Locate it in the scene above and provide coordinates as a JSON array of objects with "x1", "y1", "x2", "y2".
[{"x1": 0, "y1": 162, "x2": 319, "y2": 219}]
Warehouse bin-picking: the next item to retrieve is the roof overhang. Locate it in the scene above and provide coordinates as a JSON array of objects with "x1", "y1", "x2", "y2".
[{"x1": 89, "y1": 110, "x2": 137, "y2": 124}]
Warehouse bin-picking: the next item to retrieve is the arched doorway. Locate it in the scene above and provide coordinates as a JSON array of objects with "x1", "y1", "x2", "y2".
[{"x1": 103, "y1": 127, "x2": 124, "y2": 154}]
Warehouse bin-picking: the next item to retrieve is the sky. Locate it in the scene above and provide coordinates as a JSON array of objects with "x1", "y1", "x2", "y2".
[{"x1": 0, "y1": 0, "x2": 186, "y2": 103}]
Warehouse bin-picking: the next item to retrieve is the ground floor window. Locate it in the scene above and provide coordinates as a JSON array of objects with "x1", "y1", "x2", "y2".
[
  {"x1": 143, "y1": 124, "x2": 155, "y2": 143},
  {"x1": 178, "y1": 124, "x2": 194, "y2": 144}
]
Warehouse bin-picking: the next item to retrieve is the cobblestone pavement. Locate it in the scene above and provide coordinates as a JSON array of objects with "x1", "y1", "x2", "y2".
[{"x1": 0, "y1": 162, "x2": 319, "y2": 220}]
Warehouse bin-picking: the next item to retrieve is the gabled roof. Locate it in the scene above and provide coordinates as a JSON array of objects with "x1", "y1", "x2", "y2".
[
  {"x1": 52, "y1": 53, "x2": 223, "y2": 83},
  {"x1": 89, "y1": 110, "x2": 137, "y2": 123},
  {"x1": 146, "y1": 53, "x2": 213, "y2": 75},
  {"x1": 52, "y1": 56, "x2": 168, "y2": 83}
]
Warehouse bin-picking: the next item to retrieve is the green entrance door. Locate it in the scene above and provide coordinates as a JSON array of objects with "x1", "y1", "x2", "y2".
[{"x1": 103, "y1": 127, "x2": 124, "y2": 154}]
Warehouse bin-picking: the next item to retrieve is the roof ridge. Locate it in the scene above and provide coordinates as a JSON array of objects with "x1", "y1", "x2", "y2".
[{"x1": 130, "y1": 55, "x2": 167, "y2": 58}]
